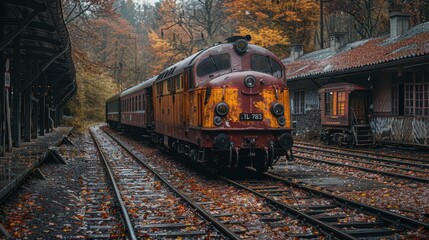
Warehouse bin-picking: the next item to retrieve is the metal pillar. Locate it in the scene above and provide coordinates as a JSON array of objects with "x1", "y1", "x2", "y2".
[
  {"x1": 23, "y1": 53, "x2": 32, "y2": 142},
  {"x1": 31, "y1": 96, "x2": 38, "y2": 139},
  {"x1": 12, "y1": 40, "x2": 21, "y2": 147},
  {"x1": 39, "y1": 73, "x2": 46, "y2": 136},
  {"x1": 0, "y1": 24, "x2": 4, "y2": 156}
]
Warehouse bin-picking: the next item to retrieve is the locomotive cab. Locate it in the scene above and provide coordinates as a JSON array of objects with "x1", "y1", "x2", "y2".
[{"x1": 319, "y1": 83, "x2": 375, "y2": 147}]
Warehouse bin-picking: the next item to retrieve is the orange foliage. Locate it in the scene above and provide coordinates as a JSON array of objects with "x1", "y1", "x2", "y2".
[{"x1": 225, "y1": 0, "x2": 319, "y2": 56}]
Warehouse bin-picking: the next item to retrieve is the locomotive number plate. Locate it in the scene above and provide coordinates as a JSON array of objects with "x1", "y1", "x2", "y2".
[{"x1": 240, "y1": 113, "x2": 263, "y2": 121}]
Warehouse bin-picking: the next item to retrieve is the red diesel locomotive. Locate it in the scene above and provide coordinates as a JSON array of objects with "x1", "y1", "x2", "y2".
[{"x1": 106, "y1": 36, "x2": 294, "y2": 172}]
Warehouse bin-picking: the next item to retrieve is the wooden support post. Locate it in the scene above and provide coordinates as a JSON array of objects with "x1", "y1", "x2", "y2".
[
  {"x1": 12, "y1": 40, "x2": 21, "y2": 147},
  {"x1": 23, "y1": 54, "x2": 32, "y2": 142},
  {"x1": 32, "y1": 168, "x2": 46, "y2": 180},
  {"x1": 5, "y1": 88, "x2": 11, "y2": 151},
  {"x1": 31, "y1": 97, "x2": 38, "y2": 139},
  {"x1": 0, "y1": 24, "x2": 4, "y2": 156},
  {"x1": 39, "y1": 73, "x2": 46, "y2": 136},
  {"x1": 47, "y1": 147, "x2": 66, "y2": 164}
]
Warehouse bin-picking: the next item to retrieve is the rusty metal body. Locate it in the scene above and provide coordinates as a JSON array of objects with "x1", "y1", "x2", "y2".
[{"x1": 107, "y1": 37, "x2": 294, "y2": 172}]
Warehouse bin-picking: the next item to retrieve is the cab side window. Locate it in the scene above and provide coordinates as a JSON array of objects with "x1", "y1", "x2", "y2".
[
  {"x1": 251, "y1": 54, "x2": 283, "y2": 78},
  {"x1": 196, "y1": 53, "x2": 231, "y2": 77}
]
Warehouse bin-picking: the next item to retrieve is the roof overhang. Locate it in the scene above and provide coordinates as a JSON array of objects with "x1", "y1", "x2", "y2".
[{"x1": 0, "y1": 0, "x2": 76, "y2": 105}]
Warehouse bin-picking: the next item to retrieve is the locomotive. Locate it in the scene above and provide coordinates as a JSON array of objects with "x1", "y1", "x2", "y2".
[{"x1": 106, "y1": 36, "x2": 294, "y2": 172}]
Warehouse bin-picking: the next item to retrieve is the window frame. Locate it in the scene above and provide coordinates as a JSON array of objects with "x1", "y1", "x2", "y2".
[
  {"x1": 293, "y1": 90, "x2": 305, "y2": 114},
  {"x1": 196, "y1": 53, "x2": 231, "y2": 77},
  {"x1": 325, "y1": 91, "x2": 346, "y2": 117}
]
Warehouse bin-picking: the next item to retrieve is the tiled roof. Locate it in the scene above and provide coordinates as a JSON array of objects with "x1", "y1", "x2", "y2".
[{"x1": 284, "y1": 22, "x2": 429, "y2": 80}]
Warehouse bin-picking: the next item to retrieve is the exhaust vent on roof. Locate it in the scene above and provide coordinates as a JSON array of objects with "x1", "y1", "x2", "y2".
[{"x1": 390, "y1": 12, "x2": 410, "y2": 38}]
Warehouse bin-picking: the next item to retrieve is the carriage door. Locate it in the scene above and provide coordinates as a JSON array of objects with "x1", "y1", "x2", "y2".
[{"x1": 349, "y1": 91, "x2": 368, "y2": 125}]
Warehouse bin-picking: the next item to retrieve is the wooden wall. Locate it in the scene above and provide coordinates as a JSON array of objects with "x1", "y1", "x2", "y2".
[{"x1": 371, "y1": 117, "x2": 429, "y2": 145}]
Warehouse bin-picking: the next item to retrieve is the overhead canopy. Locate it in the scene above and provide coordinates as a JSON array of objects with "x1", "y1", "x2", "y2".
[{"x1": 0, "y1": 0, "x2": 76, "y2": 105}]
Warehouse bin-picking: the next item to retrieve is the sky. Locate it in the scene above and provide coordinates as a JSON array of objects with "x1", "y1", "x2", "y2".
[{"x1": 135, "y1": 0, "x2": 159, "y2": 6}]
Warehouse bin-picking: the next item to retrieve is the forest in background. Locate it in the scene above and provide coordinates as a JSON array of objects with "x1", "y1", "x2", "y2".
[{"x1": 61, "y1": 0, "x2": 429, "y2": 130}]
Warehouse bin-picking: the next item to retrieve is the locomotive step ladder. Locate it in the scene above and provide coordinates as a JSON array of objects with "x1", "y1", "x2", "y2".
[{"x1": 352, "y1": 124, "x2": 375, "y2": 146}]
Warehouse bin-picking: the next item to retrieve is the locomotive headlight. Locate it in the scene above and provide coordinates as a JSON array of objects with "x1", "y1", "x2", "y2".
[
  {"x1": 213, "y1": 116, "x2": 222, "y2": 126},
  {"x1": 277, "y1": 116, "x2": 286, "y2": 126},
  {"x1": 215, "y1": 102, "x2": 229, "y2": 116},
  {"x1": 234, "y1": 39, "x2": 248, "y2": 55},
  {"x1": 244, "y1": 75, "x2": 256, "y2": 88},
  {"x1": 278, "y1": 133, "x2": 293, "y2": 149},
  {"x1": 271, "y1": 102, "x2": 284, "y2": 116}
]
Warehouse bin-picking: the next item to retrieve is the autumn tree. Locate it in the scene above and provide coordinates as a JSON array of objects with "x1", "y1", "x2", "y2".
[
  {"x1": 387, "y1": 0, "x2": 429, "y2": 25},
  {"x1": 225, "y1": 0, "x2": 319, "y2": 56},
  {"x1": 62, "y1": 0, "x2": 115, "y2": 23},
  {"x1": 65, "y1": 56, "x2": 117, "y2": 131},
  {"x1": 61, "y1": 0, "x2": 121, "y2": 127},
  {"x1": 324, "y1": 0, "x2": 389, "y2": 39},
  {"x1": 184, "y1": 0, "x2": 231, "y2": 44}
]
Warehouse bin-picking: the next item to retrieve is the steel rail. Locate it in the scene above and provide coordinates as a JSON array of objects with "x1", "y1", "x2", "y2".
[
  {"x1": 90, "y1": 129, "x2": 138, "y2": 240},
  {"x1": 295, "y1": 149, "x2": 429, "y2": 173},
  {"x1": 295, "y1": 154, "x2": 429, "y2": 183},
  {"x1": 295, "y1": 144, "x2": 429, "y2": 168},
  {"x1": 218, "y1": 175, "x2": 357, "y2": 239},
  {"x1": 295, "y1": 141, "x2": 429, "y2": 164},
  {"x1": 265, "y1": 171, "x2": 429, "y2": 231},
  {"x1": 104, "y1": 130, "x2": 241, "y2": 240}
]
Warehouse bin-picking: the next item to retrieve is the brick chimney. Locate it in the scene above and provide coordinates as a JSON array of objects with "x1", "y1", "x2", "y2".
[
  {"x1": 390, "y1": 12, "x2": 410, "y2": 37},
  {"x1": 330, "y1": 32, "x2": 346, "y2": 53},
  {"x1": 290, "y1": 44, "x2": 304, "y2": 61}
]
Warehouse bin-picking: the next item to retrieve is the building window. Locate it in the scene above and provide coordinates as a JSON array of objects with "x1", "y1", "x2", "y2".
[
  {"x1": 391, "y1": 71, "x2": 429, "y2": 116},
  {"x1": 404, "y1": 83, "x2": 414, "y2": 115},
  {"x1": 391, "y1": 85, "x2": 399, "y2": 115},
  {"x1": 325, "y1": 91, "x2": 345, "y2": 116},
  {"x1": 293, "y1": 91, "x2": 305, "y2": 114},
  {"x1": 415, "y1": 83, "x2": 429, "y2": 116}
]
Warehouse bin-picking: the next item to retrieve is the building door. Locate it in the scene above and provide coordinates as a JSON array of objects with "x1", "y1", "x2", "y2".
[{"x1": 349, "y1": 91, "x2": 368, "y2": 124}]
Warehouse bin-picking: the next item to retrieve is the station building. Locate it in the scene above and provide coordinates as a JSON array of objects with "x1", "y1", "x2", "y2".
[{"x1": 284, "y1": 12, "x2": 429, "y2": 147}]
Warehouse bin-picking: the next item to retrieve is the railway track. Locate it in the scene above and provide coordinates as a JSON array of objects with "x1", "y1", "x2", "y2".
[
  {"x1": 293, "y1": 143, "x2": 429, "y2": 183},
  {"x1": 91, "y1": 126, "x2": 239, "y2": 239},
  {"x1": 102, "y1": 127, "x2": 324, "y2": 238},
  {"x1": 221, "y1": 170, "x2": 429, "y2": 239},
  {"x1": 103, "y1": 126, "x2": 429, "y2": 238},
  {"x1": 78, "y1": 134, "x2": 125, "y2": 238},
  {"x1": 295, "y1": 141, "x2": 429, "y2": 163}
]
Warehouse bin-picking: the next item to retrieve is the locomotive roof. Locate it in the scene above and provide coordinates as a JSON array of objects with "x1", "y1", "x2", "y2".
[
  {"x1": 120, "y1": 76, "x2": 158, "y2": 98},
  {"x1": 155, "y1": 41, "x2": 280, "y2": 83},
  {"x1": 154, "y1": 48, "x2": 207, "y2": 83}
]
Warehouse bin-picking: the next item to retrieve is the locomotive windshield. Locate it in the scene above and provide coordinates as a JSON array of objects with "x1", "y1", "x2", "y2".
[
  {"x1": 197, "y1": 53, "x2": 231, "y2": 77},
  {"x1": 251, "y1": 54, "x2": 283, "y2": 78}
]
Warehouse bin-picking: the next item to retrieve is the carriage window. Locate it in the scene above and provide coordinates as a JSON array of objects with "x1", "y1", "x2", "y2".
[
  {"x1": 325, "y1": 91, "x2": 345, "y2": 116},
  {"x1": 196, "y1": 53, "x2": 231, "y2": 77},
  {"x1": 251, "y1": 54, "x2": 283, "y2": 78}
]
